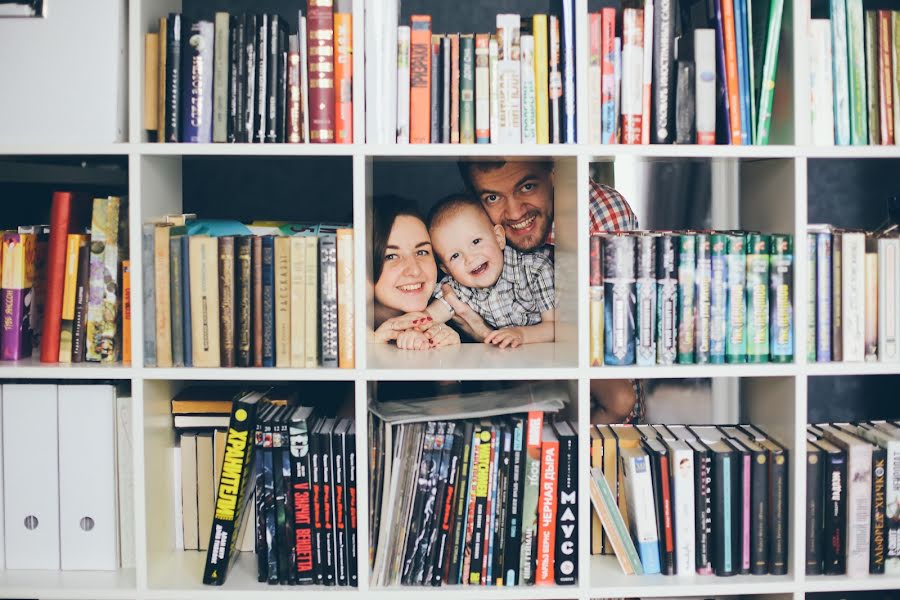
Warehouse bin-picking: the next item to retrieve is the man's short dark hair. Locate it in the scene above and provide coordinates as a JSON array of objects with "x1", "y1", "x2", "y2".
[
  {"x1": 457, "y1": 160, "x2": 554, "y2": 193},
  {"x1": 426, "y1": 193, "x2": 484, "y2": 232}
]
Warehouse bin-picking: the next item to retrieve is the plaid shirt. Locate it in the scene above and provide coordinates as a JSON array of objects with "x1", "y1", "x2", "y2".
[
  {"x1": 437, "y1": 245, "x2": 555, "y2": 329},
  {"x1": 589, "y1": 180, "x2": 640, "y2": 233}
]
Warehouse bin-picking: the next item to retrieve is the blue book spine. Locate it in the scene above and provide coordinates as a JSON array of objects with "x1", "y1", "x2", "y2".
[
  {"x1": 181, "y1": 20, "x2": 215, "y2": 142},
  {"x1": 181, "y1": 235, "x2": 193, "y2": 367},
  {"x1": 738, "y1": 0, "x2": 753, "y2": 142},
  {"x1": 261, "y1": 235, "x2": 276, "y2": 367},
  {"x1": 733, "y1": 0, "x2": 751, "y2": 144}
]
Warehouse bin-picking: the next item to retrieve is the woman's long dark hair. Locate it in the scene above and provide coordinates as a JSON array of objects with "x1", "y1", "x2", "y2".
[{"x1": 372, "y1": 195, "x2": 425, "y2": 282}]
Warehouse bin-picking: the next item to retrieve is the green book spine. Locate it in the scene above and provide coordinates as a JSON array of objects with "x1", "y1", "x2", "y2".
[
  {"x1": 832, "y1": 0, "x2": 851, "y2": 144},
  {"x1": 169, "y1": 233, "x2": 185, "y2": 367},
  {"x1": 460, "y1": 34, "x2": 475, "y2": 144},
  {"x1": 865, "y1": 11, "x2": 881, "y2": 144},
  {"x1": 754, "y1": 0, "x2": 784, "y2": 144},
  {"x1": 846, "y1": 0, "x2": 868, "y2": 144}
]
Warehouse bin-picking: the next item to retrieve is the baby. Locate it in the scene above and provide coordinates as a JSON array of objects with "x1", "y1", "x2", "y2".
[{"x1": 423, "y1": 194, "x2": 555, "y2": 348}]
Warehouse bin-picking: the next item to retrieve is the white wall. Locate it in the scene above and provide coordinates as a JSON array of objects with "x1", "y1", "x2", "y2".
[{"x1": 0, "y1": 0, "x2": 127, "y2": 144}]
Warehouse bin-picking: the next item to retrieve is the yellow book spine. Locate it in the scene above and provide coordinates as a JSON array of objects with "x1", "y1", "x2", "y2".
[
  {"x1": 189, "y1": 236, "x2": 221, "y2": 367},
  {"x1": 336, "y1": 228, "x2": 354, "y2": 368},
  {"x1": 589, "y1": 292, "x2": 604, "y2": 366},
  {"x1": 304, "y1": 236, "x2": 319, "y2": 368},
  {"x1": 157, "y1": 17, "x2": 167, "y2": 143},
  {"x1": 123, "y1": 260, "x2": 132, "y2": 364},
  {"x1": 533, "y1": 15, "x2": 550, "y2": 144},
  {"x1": 58, "y1": 234, "x2": 87, "y2": 363},
  {"x1": 289, "y1": 237, "x2": 306, "y2": 367},
  {"x1": 274, "y1": 236, "x2": 292, "y2": 367},
  {"x1": 154, "y1": 224, "x2": 173, "y2": 367},
  {"x1": 144, "y1": 33, "x2": 160, "y2": 132}
]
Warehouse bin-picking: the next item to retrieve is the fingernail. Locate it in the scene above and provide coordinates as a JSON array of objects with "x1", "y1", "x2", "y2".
[{"x1": 425, "y1": 317, "x2": 432, "y2": 321}]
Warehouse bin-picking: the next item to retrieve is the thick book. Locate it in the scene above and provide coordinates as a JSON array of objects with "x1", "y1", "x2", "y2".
[
  {"x1": 85, "y1": 197, "x2": 122, "y2": 363},
  {"x1": 535, "y1": 424, "x2": 559, "y2": 584},
  {"x1": 303, "y1": 236, "x2": 319, "y2": 367},
  {"x1": 831, "y1": 0, "x2": 851, "y2": 144},
  {"x1": 396, "y1": 25, "x2": 411, "y2": 143},
  {"x1": 41, "y1": 191, "x2": 74, "y2": 363},
  {"x1": 621, "y1": 8, "x2": 644, "y2": 144},
  {"x1": 287, "y1": 34, "x2": 302, "y2": 142},
  {"x1": 0, "y1": 233, "x2": 35, "y2": 360},
  {"x1": 180, "y1": 235, "x2": 192, "y2": 366},
  {"x1": 181, "y1": 19, "x2": 214, "y2": 142},
  {"x1": 202, "y1": 390, "x2": 265, "y2": 585},
  {"x1": 236, "y1": 236, "x2": 252, "y2": 366},
  {"x1": 189, "y1": 235, "x2": 221, "y2": 367},
  {"x1": 675, "y1": 61, "x2": 696, "y2": 143},
  {"x1": 707, "y1": 439, "x2": 738, "y2": 575},
  {"x1": 409, "y1": 16, "x2": 431, "y2": 144},
  {"x1": 320, "y1": 233, "x2": 338, "y2": 367},
  {"x1": 213, "y1": 12, "x2": 230, "y2": 143},
  {"x1": 154, "y1": 224, "x2": 174, "y2": 367},
  {"x1": 665, "y1": 439, "x2": 696, "y2": 575},
  {"x1": 71, "y1": 241, "x2": 91, "y2": 363},
  {"x1": 308, "y1": 0, "x2": 335, "y2": 142},
  {"x1": 878, "y1": 11, "x2": 895, "y2": 144},
  {"x1": 218, "y1": 237, "x2": 236, "y2": 367},
  {"x1": 806, "y1": 441, "x2": 824, "y2": 574},
  {"x1": 553, "y1": 421, "x2": 577, "y2": 585},
  {"x1": 336, "y1": 229, "x2": 354, "y2": 368},
  {"x1": 141, "y1": 224, "x2": 157, "y2": 365},
  {"x1": 334, "y1": 0, "x2": 353, "y2": 143},
  {"x1": 643, "y1": 438, "x2": 675, "y2": 574},
  {"x1": 496, "y1": 14, "x2": 522, "y2": 144},
  {"x1": 814, "y1": 436, "x2": 848, "y2": 574},
  {"x1": 430, "y1": 35, "x2": 442, "y2": 143},
  {"x1": 809, "y1": 19, "x2": 835, "y2": 145}
]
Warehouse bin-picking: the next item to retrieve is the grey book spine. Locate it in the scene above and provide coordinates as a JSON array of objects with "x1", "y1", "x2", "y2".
[
  {"x1": 141, "y1": 224, "x2": 157, "y2": 366},
  {"x1": 319, "y1": 234, "x2": 339, "y2": 368}
]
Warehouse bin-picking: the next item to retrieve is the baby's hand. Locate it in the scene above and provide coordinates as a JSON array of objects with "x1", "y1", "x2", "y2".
[
  {"x1": 424, "y1": 323, "x2": 460, "y2": 347},
  {"x1": 484, "y1": 327, "x2": 524, "y2": 349},
  {"x1": 396, "y1": 329, "x2": 430, "y2": 350}
]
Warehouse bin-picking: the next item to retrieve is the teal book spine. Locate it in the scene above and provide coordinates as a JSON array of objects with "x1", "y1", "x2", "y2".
[
  {"x1": 831, "y1": 0, "x2": 851, "y2": 144},
  {"x1": 846, "y1": 0, "x2": 868, "y2": 144},
  {"x1": 754, "y1": 0, "x2": 785, "y2": 144}
]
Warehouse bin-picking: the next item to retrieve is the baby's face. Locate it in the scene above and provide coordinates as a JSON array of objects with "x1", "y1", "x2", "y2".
[{"x1": 432, "y1": 205, "x2": 506, "y2": 289}]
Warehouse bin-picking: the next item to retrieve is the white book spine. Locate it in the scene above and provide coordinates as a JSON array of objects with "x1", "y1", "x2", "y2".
[
  {"x1": 364, "y1": 2, "x2": 379, "y2": 142},
  {"x1": 831, "y1": 0, "x2": 851, "y2": 145},
  {"x1": 854, "y1": 426, "x2": 900, "y2": 573},
  {"x1": 521, "y1": 34, "x2": 537, "y2": 143},
  {"x1": 489, "y1": 36, "x2": 500, "y2": 143},
  {"x1": 475, "y1": 37, "x2": 491, "y2": 141},
  {"x1": 670, "y1": 446, "x2": 696, "y2": 575},
  {"x1": 641, "y1": 0, "x2": 654, "y2": 145},
  {"x1": 300, "y1": 16, "x2": 310, "y2": 144},
  {"x1": 173, "y1": 446, "x2": 184, "y2": 550},
  {"x1": 694, "y1": 29, "x2": 716, "y2": 143},
  {"x1": 588, "y1": 17, "x2": 603, "y2": 144},
  {"x1": 878, "y1": 237, "x2": 900, "y2": 361},
  {"x1": 621, "y1": 15, "x2": 643, "y2": 132},
  {"x1": 846, "y1": 442, "x2": 873, "y2": 576},
  {"x1": 497, "y1": 14, "x2": 522, "y2": 144},
  {"x1": 809, "y1": 19, "x2": 836, "y2": 145},
  {"x1": 623, "y1": 452, "x2": 661, "y2": 572},
  {"x1": 396, "y1": 26, "x2": 411, "y2": 143},
  {"x1": 116, "y1": 394, "x2": 135, "y2": 569},
  {"x1": 842, "y1": 231, "x2": 866, "y2": 361}
]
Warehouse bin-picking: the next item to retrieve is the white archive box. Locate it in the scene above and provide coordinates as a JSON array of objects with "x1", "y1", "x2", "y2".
[
  {"x1": 2, "y1": 384, "x2": 60, "y2": 570},
  {"x1": 58, "y1": 384, "x2": 119, "y2": 570}
]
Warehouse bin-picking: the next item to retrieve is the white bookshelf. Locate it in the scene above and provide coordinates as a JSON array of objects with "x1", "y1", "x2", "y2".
[{"x1": 0, "y1": 0, "x2": 897, "y2": 599}]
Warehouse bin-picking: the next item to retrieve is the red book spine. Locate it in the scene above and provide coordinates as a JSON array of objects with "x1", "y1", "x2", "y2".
[
  {"x1": 536, "y1": 425, "x2": 559, "y2": 585},
  {"x1": 41, "y1": 191, "x2": 73, "y2": 363},
  {"x1": 878, "y1": 11, "x2": 894, "y2": 145},
  {"x1": 720, "y1": 0, "x2": 743, "y2": 144},
  {"x1": 307, "y1": 0, "x2": 335, "y2": 143},
  {"x1": 659, "y1": 452, "x2": 675, "y2": 569}
]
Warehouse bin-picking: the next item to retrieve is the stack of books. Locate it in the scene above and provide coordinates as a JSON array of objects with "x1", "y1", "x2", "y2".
[
  {"x1": 143, "y1": 216, "x2": 354, "y2": 369},
  {"x1": 589, "y1": 230, "x2": 794, "y2": 366},
  {"x1": 589, "y1": 423, "x2": 789, "y2": 576},
  {"x1": 200, "y1": 389, "x2": 358, "y2": 586},
  {"x1": 0, "y1": 192, "x2": 129, "y2": 364},
  {"x1": 806, "y1": 422, "x2": 900, "y2": 576},
  {"x1": 806, "y1": 225, "x2": 899, "y2": 363},
  {"x1": 809, "y1": 9, "x2": 900, "y2": 145},
  {"x1": 586, "y1": 0, "x2": 785, "y2": 145},
  {"x1": 144, "y1": 2, "x2": 353, "y2": 144},
  {"x1": 369, "y1": 409, "x2": 578, "y2": 587}
]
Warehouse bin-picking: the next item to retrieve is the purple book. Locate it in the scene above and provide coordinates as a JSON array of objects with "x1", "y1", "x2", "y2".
[{"x1": 1, "y1": 232, "x2": 36, "y2": 361}]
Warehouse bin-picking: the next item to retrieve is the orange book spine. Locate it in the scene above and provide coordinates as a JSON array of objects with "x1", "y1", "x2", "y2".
[
  {"x1": 334, "y1": 4, "x2": 353, "y2": 143},
  {"x1": 536, "y1": 424, "x2": 559, "y2": 584},
  {"x1": 878, "y1": 10, "x2": 894, "y2": 144},
  {"x1": 720, "y1": 0, "x2": 742, "y2": 144},
  {"x1": 122, "y1": 260, "x2": 131, "y2": 364},
  {"x1": 409, "y1": 15, "x2": 432, "y2": 144}
]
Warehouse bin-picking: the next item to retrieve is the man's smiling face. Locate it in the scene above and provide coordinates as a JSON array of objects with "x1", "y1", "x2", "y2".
[{"x1": 466, "y1": 161, "x2": 554, "y2": 252}]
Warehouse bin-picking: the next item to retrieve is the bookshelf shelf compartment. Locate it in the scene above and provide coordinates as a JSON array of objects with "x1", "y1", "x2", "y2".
[{"x1": 0, "y1": 567, "x2": 137, "y2": 600}]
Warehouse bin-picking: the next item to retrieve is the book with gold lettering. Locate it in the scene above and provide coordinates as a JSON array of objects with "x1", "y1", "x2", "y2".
[{"x1": 307, "y1": 0, "x2": 335, "y2": 142}]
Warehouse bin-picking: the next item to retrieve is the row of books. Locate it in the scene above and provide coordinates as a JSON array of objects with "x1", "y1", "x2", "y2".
[
  {"x1": 393, "y1": 10, "x2": 576, "y2": 144},
  {"x1": 589, "y1": 231, "x2": 794, "y2": 366},
  {"x1": 809, "y1": 10, "x2": 900, "y2": 145},
  {"x1": 589, "y1": 423, "x2": 788, "y2": 576},
  {"x1": 144, "y1": 2, "x2": 352, "y2": 144},
  {"x1": 2, "y1": 193, "x2": 130, "y2": 364},
  {"x1": 806, "y1": 226, "x2": 899, "y2": 363},
  {"x1": 806, "y1": 422, "x2": 900, "y2": 575},
  {"x1": 369, "y1": 411, "x2": 578, "y2": 587},
  {"x1": 200, "y1": 389, "x2": 359, "y2": 585},
  {"x1": 0, "y1": 384, "x2": 132, "y2": 571},
  {"x1": 586, "y1": 0, "x2": 783, "y2": 146},
  {"x1": 143, "y1": 217, "x2": 354, "y2": 369}
]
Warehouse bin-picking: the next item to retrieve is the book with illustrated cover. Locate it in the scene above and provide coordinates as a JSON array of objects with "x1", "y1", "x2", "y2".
[{"x1": 85, "y1": 197, "x2": 123, "y2": 363}]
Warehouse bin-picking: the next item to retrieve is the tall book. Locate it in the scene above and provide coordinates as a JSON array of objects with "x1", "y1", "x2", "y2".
[
  {"x1": 642, "y1": 0, "x2": 654, "y2": 145},
  {"x1": 489, "y1": 36, "x2": 500, "y2": 143},
  {"x1": 71, "y1": 241, "x2": 91, "y2": 363},
  {"x1": 41, "y1": 191, "x2": 74, "y2": 363},
  {"x1": 58, "y1": 234, "x2": 87, "y2": 363},
  {"x1": 521, "y1": 33, "x2": 537, "y2": 144},
  {"x1": 621, "y1": 8, "x2": 644, "y2": 144},
  {"x1": 809, "y1": 19, "x2": 836, "y2": 145},
  {"x1": 533, "y1": 15, "x2": 550, "y2": 144},
  {"x1": 0, "y1": 233, "x2": 35, "y2": 360},
  {"x1": 261, "y1": 236, "x2": 275, "y2": 367},
  {"x1": 396, "y1": 26, "x2": 411, "y2": 143},
  {"x1": 154, "y1": 224, "x2": 173, "y2": 367},
  {"x1": 842, "y1": 231, "x2": 866, "y2": 361},
  {"x1": 559, "y1": 0, "x2": 577, "y2": 142},
  {"x1": 304, "y1": 235, "x2": 319, "y2": 367},
  {"x1": 165, "y1": 13, "x2": 182, "y2": 142},
  {"x1": 519, "y1": 411, "x2": 543, "y2": 583},
  {"x1": 169, "y1": 232, "x2": 185, "y2": 367},
  {"x1": 236, "y1": 236, "x2": 252, "y2": 367},
  {"x1": 652, "y1": 0, "x2": 675, "y2": 143},
  {"x1": 600, "y1": 9, "x2": 617, "y2": 143},
  {"x1": 721, "y1": 0, "x2": 743, "y2": 143},
  {"x1": 589, "y1": 468, "x2": 644, "y2": 574},
  {"x1": 450, "y1": 33, "x2": 460, "y2": 143},
  {"x1": 696, "y1": 29, "x2": 717, "y2": 143},
  {"x1": 290, "y1": 236, "x2": 306, "y2": 367},
  {"x1": 548, "y1": 16, "x2": 562, "y2": 142},
  {"x1": 536, "y1": 424, "x2": 559, "y2": 584},
  {"x1": 189, "y1": 235, "x2": 221, "y2": 367},
  {"x1": 588, "y1": 14, "x2": 603, "y2": 144},
  {"x1": 474, "y1": 33, "x2": 491, "y2": 143},
  {"x1": 252, "y1": 236, "x2": 263, "y2": 367},
  {"x1": 831, "y1": 0, "x2": 852, "y2": 144},
  {"x1": 319, "y1": 233, "x2": 338, "y2": 368},
  {"x1": 181, "y1": 19, "x2": 215, "y2": 142},
  {"x1": 218, "y1": 237, "x2": 237, "y2": 367},
  {"x1": 878, "y1": 10, "x2": 895, "y2": 144},
  {"x1": 846, "y1": 0, "x2": 868, "y2": 144},
  {"x1": 459, "y1": 34, "x2": 476, "y2": 144},
  {"x1": 806, "y1": 441, "x2": 824, "y2": 574},
  {"x1": 441, "y1": 35, "x2": 451, "y2": 143},
  {"x1": 274, "y1": 237, "x2": 291, "y2": 367},
  {"x1": 754, "y1": 0, "x2": 785, "y2": 144},
  {"x1": 336, "y1": 229, "x2": 354, "y2": 368},
  {"x1": 865, "y1": 11, "x2": 881, "y2": 145},
  {"x1": 85, "y1": 197, "x2": 122, "y2": 363},
  {"x1": 553, "y1": 421, "x2": 577, "y2": 585},
  {"x1": 409, "y1": 15, "x2": 432, "y2": 144},
  {"x1": 621, "y1": 446, "x2": 662, "y2": 574},
  {"x1": 430, "y1": 34, "x2": 442, "y2": 143},
  {"x1": 878, "y1": 237, "x2": 900, "y2": 361},
  {"x1": 308, "y1": 0, "x2": 335, "y2": 142},
  {"x1": 287, "y1": 34, "x2": 302, "y2": 143},
  {"x1": 213, "y1": 12, "x2": 230, "y2": 143},
  {"x1": 497, "y1": 14, "x2": 522, "y2": 144},
  {"x1": 334, "y1": 0, "x2": 353, "y2": 144},
  {"x1": 157, "y1": 17, "x2": 168, "y2": 142}
]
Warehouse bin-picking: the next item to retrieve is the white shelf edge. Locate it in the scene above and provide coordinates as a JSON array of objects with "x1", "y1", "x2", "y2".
[{"x1": 140, "y1": 367, "x2": 359, "y2": 381}]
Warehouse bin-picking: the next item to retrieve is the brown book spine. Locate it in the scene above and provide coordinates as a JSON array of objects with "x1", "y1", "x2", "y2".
[
  {"x1": 879, "y1": 11, "x2": 895, "y2": 144},
  {"x1": 307, "y1": 0, "x2": 335, "y2": 143},
  {"x1": 252, "y1": 235, "x2": 263, "y2": 367},
  {"x1": 450, "y1": 33, "x2": 460, "y2": 143},
  {"x1": 218, "y1": 236, "x2": 236, "y2": 367},
  {"x1": 237, "y1": 235, "x2": 252, "y2": 367},
  {"x1": 410, "y1": 15, "x2": 432, "y2": 143},
  {"x1": 144, "y1": 33, "x2": 160, "y2": 135},
  {"x1": 288, "y1": 40, "x2": 303, "y2": 142},
  {"x1": 157, "y1": 17, "x2": 167, "y2": 143}
]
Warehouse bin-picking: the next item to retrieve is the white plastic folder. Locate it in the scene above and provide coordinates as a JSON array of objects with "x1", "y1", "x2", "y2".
[
  {"x1": 3, "y1": 384, "x2": 60, "y2": 569},
  {"x1": 58, "y1": 385, "x2": 119, "y2": 570}
]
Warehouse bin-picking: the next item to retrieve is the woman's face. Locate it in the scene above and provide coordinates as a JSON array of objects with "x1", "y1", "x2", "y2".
[{"x1": 375, "y1": 215, "x2": 437, "y2": 314}]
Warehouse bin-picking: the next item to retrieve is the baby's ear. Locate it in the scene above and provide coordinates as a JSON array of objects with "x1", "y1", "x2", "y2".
[{"x1": 492, "y1": 223, "x2": 506, "y2": 249}]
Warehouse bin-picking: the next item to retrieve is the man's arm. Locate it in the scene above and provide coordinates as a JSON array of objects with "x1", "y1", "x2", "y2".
[{"x1": 439, "y1": 283, "x2": 494, "y2": 341}]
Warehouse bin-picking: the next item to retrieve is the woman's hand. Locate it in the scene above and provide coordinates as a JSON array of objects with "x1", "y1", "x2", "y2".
[
  {"x1": 372, "y1": 313, "x2": 434, "y2": 343},
  {"x1": 396, "y1": 329, "x2": 430, "y2": 350},
  {"x1": 423, "y1": 323, "x2": 461, "y2": 347}
]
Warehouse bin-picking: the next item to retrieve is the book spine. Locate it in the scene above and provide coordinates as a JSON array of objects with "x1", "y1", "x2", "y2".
[
  {"x1": 671, "y1": 447, "x2": 696, "y2": 575},
  {"x1": 548, "y1": 16, "x2": 562, "y2": 143},
  {"x1": 447, "y1": 424, "x2": 473, "y2": 583},
  {"x1": 641, "y1": 1, "x2": 654, "y2": 145},
  {"x1": 503, "y1": 419, "x2": 525, "y2": 584},
  {"x1": 178, "y1": 236, "x2": 191, "y2": 367},
  {"x1": 85, "y1": 197, "x2": 121, "y2": 363},
  {"x1": 474, "y1": 33, "x2": 491, "y2": 143},
  {"x1": 842, "y1": 232, "x2": 866, "y2": 361},
  {"x1": 871, "y1": 446, "x2": 887, "y2": 573},
  {"x1": 866, "y1": 249, "x2": 878, "y2": 360},
  {"x1": 554, "y1": 428, "x2": 577, "y2": 584},
  {"x1": 430, "y1": 35, "x2": 442, "y2": 143},
  {"x1": 41, "y1": 191, "x2": 72, "y2": 362},
  {"x1": 824, "y1": 451, "x2": 848, "y2": 574},
  {"x1": 319, "y1": 427, "x2": 336, "y2": 584},
  {"x1": 169, "y1": 236, "x2": 185, "y2": 367},
  {"x1": 588, "y1": 14, "x2": 603, "y2": 144},
  {"x1": 71, "y1": 241, "x2": 91, "y2": 363},
  {"x1": 809, "y1": 20, "x2": 836, "y2": 145},
  {"x1": 180, "y1": 20, "x2": 214, "y2": 142},
  {"x1": 733, "y1": 0, "x2": 750, "y2": 143},
  {"x1": 865, "y1": 11, "x2": 881, "y2": 144},
  {"x1": 468, "y1": 428, "x2": 491, "y2": 584},
  {"x1": 261, "y1": 236, "x2": 276, "y2": 367},
  {"x1": 878, "y1": 237, "x2": 900, "y2": 361},
  {"x1": 213, "y1": 13, "x2": 230, "y2": 142},
  {"x1": 521, "y1": 34, "x2": 537, "y2": 144},
  {"x1": 218, "y1": 237, "x2": 236, "y2": 367},
  {"x1": 831, "y1": 0, "x2": 851, "y2": 144},
  {"x1": 755, "y1": 0, "x2": 785, "y2": 144},
  {"x1": 847, "y1": 0, "x2": 868, "y2": 144},
  {"x1": 320, "y1": 234, "x2": 338, "y2": 368},
  {"x1": 441, "y1": 35, "x2": 451, "y2": 143},
  {"x1": 894, "y1": 13, "x2": 900, "y2": 144},
  {"x1": 290, "y1": 237, "x2": 306, "y2": 367},
  {"x1": 600, "y1": 9, "x2": 617, "y2": 143},
  {"x1": 589, "y1": 236, "x2": 604, "y2": 366},
  {"x1": 336, "y1": 229, "x2": 354, "y2": 368},
  {"x1": 409, "y1": 15, "x2": 432, "y2": 144},
  {"x1": 189, "y1": 236, "x2": 221, "y2": 367},
  {"x1": 267, "y1": 17, "x2": 285, "y2": 143},
  {"x1": 0, "y1": 233, "x2": 34, "y2": 360},
  {"x1": 346, "y1": 426, "x2": 358, "y2": 586},
  {"x1": 652, "y1": 0, "x2": 675, "y2": 143},
  {"x1": 497, "y1": 14, "x2": 522, "y2": 144},
  {"x1": 533, "y1": 15, "x2": 550, "y2": 144},
  {"x1": 274, "y1": 237, "x2": 291, "y2": 366},
  {"x1": 450, "y1": 34, "x2": 460, "y2": 144},
  {"x1": 490, "y1": 36, "x2": 500, "y2": 142},
  {"x1": 334, "y1": 0, "x2": 353, "y2": 144},
  {"x1": 879, "y1": 11, "x2": 895, "y2": 144},
  {"x1": 459, "y1": 34, "x2": 475, "y2": 144},
  {"x1": 230, "y1": 15, "x2": 245, "y2": 142},
  {"x1": 431, "y1": 426, "x2": 459, "y2": 585},
  {"x1": 271, "y1": 414, "x2": 289, "y2": 581},
  {"x1": 300, "y1": 15, "x2": 310, "y2": 143},
  {"x1": 807, "y1": 446, "x2": 824, "y2": 574},
  {"x1": 621, "y1": 9, "x2": 644, "y2": 144},
  {"x1": 659, "y1": 452, "x2": 676, "y2": 574},
  {"x1": 304, "y1": 236, "x2": 319, "y2": 367},
  {"x1": 749, "y1": 448, "x2": 769, "y2": 574},
  {"x1": 695, "y1": 448, "x2": 713, "y2": 574},
  {"x1": 236, "y1": 236, "x2": 252, "y2": 366},
  {"x1": 165, "y1": 14, "x2": 182, "y2": 142},
  {"x1": 145, "y1": 32, "x2": 160, "y2": 135},
  {"x1": 308, "y1": 425, "x2": 324, "y2": 583},
  {"x1": 253, "y1": 14, "x2": 268, "y2": 143},
  {"x1": 519, "y1": 412, "x2": 543, "y2": 583},
  {"x1": 675, "y1": 61, "x2": 696, "y2": 143},
  {"x1": 58, "y1": 234, "x2": 85, "y2": 363},
  {"x1": 308, "y1": 0, "x2": 335, "y2": 142},
  {"x1": 624, "y1": 451, "x2": 662, "y2": 574},
  {"x1": 252, "y1": 236, "x2": 263, "y2": 366},
  {"x1": 396, "y1": 26, "x2": 411, "y2": 143},
  {"x1": 769, "y1": 445, "x2": 789, "y2": 575},
  {"x1": 288, "y1": 35, "x2": 302, "y2": 142},
  {"x1": 154, "y1": 226, "x2": 173, "y2": 366},
  {"x1": 141, "y1": 225, "x2": 157, "y2": 365},
  {"x1": 244, "y1": 14, "x2": 258, "y2": 142},
  {"x1": 289, "y1": 413, "x2": 315, "y2": 584},
  {"x1": 332, "y1": 429, "x2": 348, "y2": 585},
  {"x1": 481, "y1": 428, "x2": 498, "y2": 583},
  {"x1": 713, "y1": 451, "x2": 736, "y2": 575},
  {"x1": 720, "y1": 0, "x2": 743, "y2": 143}
]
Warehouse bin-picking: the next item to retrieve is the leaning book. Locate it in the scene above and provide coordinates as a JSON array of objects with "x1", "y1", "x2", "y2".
[{"x1": 202, "y1": 389, "x2": 267, "y2": 585}]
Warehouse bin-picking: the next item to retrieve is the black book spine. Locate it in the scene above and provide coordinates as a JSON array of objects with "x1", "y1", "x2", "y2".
[
  {"x1": 871, "y1": 446, "x2": 887, "y2": 574},
  {"x1": 424, "y1": 424, "x2": 454, "y2": 585},
  {"x1": 823, "y1": 452, "x2": 848, "y2": 574},
  {"x1": 447, "y1": 422, "x2": 474, "y2": 584},
  {"x1": 244, "y1": 14, "x2": 258, "y2": 142},
  {"x1": 346, "y1": 424, "x2": 358, "y2": 587},
  {"x1": 712, "y1": 450, "x2": 736, "y2": 576},
  {"x1": 319, "y1": 234, "x2": 338, "y2": 367},
  {"x1": 651, "y1": 0, "x2": 676, "y2": 143},
  {"x1": 554, "y1": 425, "x2": 578, "y2": 585},
  {"x1": 806, "y1": 445, "x2": 824, "y2": 575},
  {"x1": 694, "y1": 446, "x2": 713, "y2": 574},
  {"x1": 280, "y1": 413, "x2": 297, "y2": 584},
  {"x1": 229, "y1": 14, "x2": 244, "y2": 142},
  {"x1": 430, "y1": 36, "x2": 442, "y2": 143},
  {"x1": 332, "y1": 425, "x2": 348, "y2": 586},
  {"x1": 730, "y1": 445, "x2": 750, "y2": 575},
  {"x1": 319, "y1": 424, "x2": 337, "y2": 585},
  {"x1": 261, "y1": 235, "x2": 275, "y2": 367},
  {"x1": 492, "y1": 427, "x2": 510, "y2": 584},
  {"x1": 767, "y1": 447, "x2": 789, "y2": 575},
  {"x1": 289, "y1": 413, "x2": 317, "y2": 585},
  {"x1": 263, "y1": 409, "x2": 279, "y2": 584},
  {"x1": 236, "y1": 235, "x2": 252, "y2": 366},
  {"x1": 165, "y1": 13, "x2": 182, "y2": 142},
  {"x1": 404, "y1": 422, "x2": 437, "y2": 585},
  {"x1": 749, "y1": 448, "x2": 769, "y2": 575},
  {"x1": 256, "y1": 14, "x2": 269, "y2": 143},
  {"x1": 432, "y1": 424, "x2": 461, "y2": 585},
  {"x1": 558, "y1": 0, "x2": 576, "y2": 143},
  {"x1": 272, "y1": 410, "x2": 291, "y2": 583},
  {"x1": 647, "y1": 446, "x2": 675, "y2": 575},
  {"x1": 201, "y1": 395, "x2": 260, "y2": 585},
  {"x1": 255, "y1": 406, "x2": 269, "y2": 582},
  {"x1": 277, "y1": 18, "x2": 288, "y2": 142},
  {"x1": 70, "y1": 243, "x2": 91, "y2": 362},
  {"x1": 502, "y1": 417, "x2": 525, "y2": 585},
  {"x1": 674, "y1": 61, "x2": 695, "y2": 144},
  {"x1": 441, "y1": 35, "x2": 451, "y2": 143},
  {"x1": 266, "y1": 14, "x2": 280, "y2": 143},
  {"x1": 309, "y1": 424, "x2": 325, "y2": 585}
]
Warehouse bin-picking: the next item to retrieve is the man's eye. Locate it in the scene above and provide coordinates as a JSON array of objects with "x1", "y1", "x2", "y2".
[
  {"x1": 484, "y1": 194, "x2": 500, "y2": 204},
  {"x1": 472, "y1": 238, "x2": 481, "y2": 245},
  {"x1": 521, "y1": 182, "x2": 536, "y2": 192}
]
